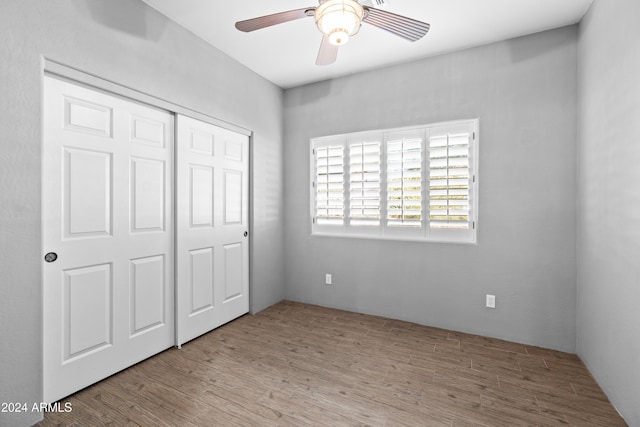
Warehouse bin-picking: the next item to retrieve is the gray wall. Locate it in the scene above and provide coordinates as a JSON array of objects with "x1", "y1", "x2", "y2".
[
  {"x1": 284, "y1": 27, "x2": 578, "y2": 353},
  {"x1": 577, "y1": 0, "x2": 640, "y2": 425},
  {"x1": 0, "y1": 1, "x2": 284, "y2": 426}
]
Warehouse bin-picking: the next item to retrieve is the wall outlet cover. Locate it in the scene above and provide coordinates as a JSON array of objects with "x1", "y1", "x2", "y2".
[{"x1": 486, "y1": 294, "x2": 496, "y2": 309}]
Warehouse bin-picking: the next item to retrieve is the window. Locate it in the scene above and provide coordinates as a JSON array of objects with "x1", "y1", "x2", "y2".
[{"x1": 310, "y1": 119, "x2": 478, "y2": 243}]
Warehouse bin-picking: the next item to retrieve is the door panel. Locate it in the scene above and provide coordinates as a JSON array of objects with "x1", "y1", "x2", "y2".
[
  {"x1": 130, "y1": 255, "x2": 166, "y2": 335},
  {"x1": 224, "y1": 139, "x2": 243, "y2": 161},
  {"x1": 130, "y1": 157, "x2": 166, "y2": 232},
  {"x1": 224, "y1": 170, "x2": 243, "y2": 224},
  {"x1": 190, "y1": 165, "x2": 214, "y2": 227},
  {"x1": 63, "y1": 264, "x2": 112, "y2": 360},
  {"x1": 176, "y1": 115, "x2": 249, "y2": 346},
  {"x1": 43, "y1": 76, "x2": 174, "y2": 403},
  {"x1": 223, "y1": 243, "x2": 243, "y2": 301},
  {"x1": 190, "y1": 129, "x2": 214, "y2": 155},
  {"x1": 63, "y1": 96, "x2": 112, "y2": 137},
  {"x1": 130, "y1": 114, "x2": 166, "y2": 147},
  {"x1": 64, "y1": 148, "x2": 112, "y2": 237},
  {"x1": 190, "y1": 247, "x2": 215, "y2": 315}
]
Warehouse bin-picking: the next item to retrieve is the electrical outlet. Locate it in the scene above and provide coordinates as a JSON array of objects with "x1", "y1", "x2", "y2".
[
  {"x1": 325, "y1": 273, "x2": 332, "y2": 285},
  {"x1": 486, "y1": 294, "x2": 496, "y2": 309}
]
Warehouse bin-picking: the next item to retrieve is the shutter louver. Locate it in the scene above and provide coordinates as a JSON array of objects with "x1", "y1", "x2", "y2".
[
  {"x1": 350, "y1": 141, "x2": 381, "y2": 226},
  {"x1": 387, "y1": 137, "x2": 422, "y2": 227},
  {"x1": 315, "y1": 145, "x2": 345, "y2": 225},
  {"x1": 429, "y1": 132, "x2": 470, "y2": 229}
]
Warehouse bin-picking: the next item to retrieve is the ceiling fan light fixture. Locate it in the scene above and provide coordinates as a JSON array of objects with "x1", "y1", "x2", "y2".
[
  {"x1": 315, "y1": 0, "x2": 364, "y2": 46},
  {"x1": 328, "y1": 28, "x2": 349, "y2": 45}
]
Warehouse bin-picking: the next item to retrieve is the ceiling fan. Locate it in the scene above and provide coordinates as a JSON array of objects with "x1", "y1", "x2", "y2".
[{"x1": 235, "y1": 0, "x2": 430, "y2": 66}]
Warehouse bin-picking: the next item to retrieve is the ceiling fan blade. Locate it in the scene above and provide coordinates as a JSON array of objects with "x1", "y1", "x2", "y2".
[
  {"x1": 235, "y1": 7, "x2": 315, "y2": 32},
  {"x1": 362, "y1": 7, "x2": 430, "y2": 42},
  {"x1": 316, "y1": 35, "x2": 339, "y2": 66}
]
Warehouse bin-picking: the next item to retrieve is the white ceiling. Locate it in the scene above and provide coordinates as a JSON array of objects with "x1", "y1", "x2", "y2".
[{"x1": 141, "y1": 0, "x2": 593, "y2": 89}]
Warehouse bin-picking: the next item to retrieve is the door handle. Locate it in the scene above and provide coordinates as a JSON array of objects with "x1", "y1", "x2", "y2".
[
  {"x1": 244, "y1": 231, "x2": 248, "y2": 237},
  {"x1": 44, "y1": 252, "x2": 58, "y2": 263}
]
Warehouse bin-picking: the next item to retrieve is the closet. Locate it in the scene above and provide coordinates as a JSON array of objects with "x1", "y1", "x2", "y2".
[{"x1": 42, "y1": 75, "x2": 249, "y2": 403}]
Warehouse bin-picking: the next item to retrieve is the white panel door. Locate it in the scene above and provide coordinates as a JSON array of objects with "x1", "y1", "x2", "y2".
[
  {"x1": 176, "y1": 115, "x2": 249, "y2": 347},
  {"x1": 43, "y1": 76, "x2": 174, "y2": 403}
]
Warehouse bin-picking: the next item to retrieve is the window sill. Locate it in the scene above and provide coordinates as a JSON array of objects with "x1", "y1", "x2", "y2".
[{"x1": 310, "y1": 231, "x2": 477, "y2": 245}]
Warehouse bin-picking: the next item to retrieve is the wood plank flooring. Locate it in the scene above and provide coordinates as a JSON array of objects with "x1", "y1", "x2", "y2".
[{"x1": 38, "y1": 300, "x2": 627, "y2": 426}]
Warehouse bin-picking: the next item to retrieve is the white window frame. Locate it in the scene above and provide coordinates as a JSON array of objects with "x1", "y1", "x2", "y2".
[{"x1": 310, "y1": 119, "x2": 479, "y2": 244}]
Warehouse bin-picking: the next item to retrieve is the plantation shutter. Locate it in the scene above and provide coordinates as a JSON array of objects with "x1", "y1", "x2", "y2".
[
  {"x1": 387, "y1": 133, "x2": 423, "y2": 227},
  {"x1": 349, "y1": 141, "x2": 381, "y2": 226},
  {"x1": 428, "y1": 128, "x2": 472, "y2": 230},
  {"x1": 314, "y1": 144, "x2": 345, "y2": 225},
  {"x1": 311, "y1": 119, "x2": 477, "y2": 243}
]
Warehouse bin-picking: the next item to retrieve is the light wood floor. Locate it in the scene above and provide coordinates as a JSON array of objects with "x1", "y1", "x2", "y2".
[{"x1": 38, "y1": 300, "x2": 626, "y2": 426}]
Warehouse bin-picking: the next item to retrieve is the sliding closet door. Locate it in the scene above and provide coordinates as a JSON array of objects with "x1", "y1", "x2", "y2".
[
  {"x1": 43, "y1": 76, "x2": 175, "y2": 403},
  {"x1": 175, "y1": 115, "x2": 249, "y2": 347}
]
